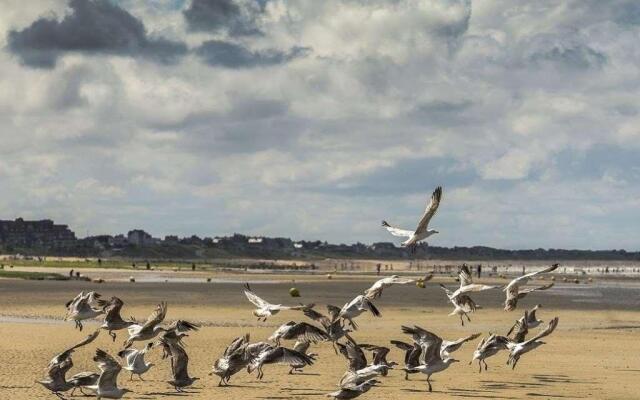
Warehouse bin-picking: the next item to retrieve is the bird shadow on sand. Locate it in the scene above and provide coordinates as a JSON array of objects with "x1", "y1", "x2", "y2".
[
  {"x1": 532, "y1": 374, "x2": 591, "y2": 384},
  {"x1": 526, "y1": 393, "x2": 586, "y2": 398},
  {"x1": 480, "y1": 380, "x2": 548, "y2": 390},
  {"x1": 447, "y1": 387, "x2": 520, "y2": 399}
]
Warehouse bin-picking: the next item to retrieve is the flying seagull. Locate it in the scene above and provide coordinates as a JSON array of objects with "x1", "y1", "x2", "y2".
[
  {"x1": 301, "y1": 305, "x2": 354, "y2": 353},
  {"x1": 338, "y1": 295, "x2": 381, "y2": 330},
  {"x1": 157, "y1": 337, "x2": 199, "y2": 392},
  {"x1": 210, "y1": 334, "x2": 252, "y2": 386},
  {"x1": 243, "y1": 283, "x2": 308, "y2": 321},
  {"x1": 36, "y1": 357, "x2": 74, "y2": 399},
  {"x1": 118, "y1": 342, "x2": 155, "y2": 381},
  {"x1": 327, "y1": 379, "x2": 379, "y2": 400},
  {"x1": 382, "y1": 186, "x2": 442, "y2": 251},
  {"x1": 469, "y1": 334, "x2": 509, "y2": 373},
  {"x1": 507, "y1": 317, "x2": 559, "y2": 369},
  {"x1": 508, "y1": 305, "x2": 544, "y2": 335},
  {"x1": 504, "y1": 264, "x2": 558, "y2": 311},
  {"x1": 86, "y1": 349, "x2": 131, "y2": 399},
  {"x1": 248, "y1": 344, "x2": 314, "y2": 380},
  {"x1": 268, "y1": 321, "x2": 329, "y2": 346},
  {"x1": 101, "y1": 297, "x2": 136, "y2": 342},
  {"x1": 363, "y1": 274, "x2": 433, "y2": 300},
  {"x1": 65, "y1": 291, "x2": 106, "y2": 331}
]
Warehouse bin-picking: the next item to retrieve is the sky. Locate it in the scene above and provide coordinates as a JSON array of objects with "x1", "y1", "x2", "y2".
[{"x1": 0, "y1": 0, "x2": 639, "y2": 250}]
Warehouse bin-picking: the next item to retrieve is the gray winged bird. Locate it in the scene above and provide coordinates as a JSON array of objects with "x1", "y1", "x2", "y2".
[
  {"x1": 210, "y1": 334, "x2": 252, "y2": 386},
  {"x1": 301, "y1": 305, "x2": 353, "y2": 353},
  {"x1": 338, "y1": 295, "x2": 381, "y2": 330},
  {"x1": 247, "y1": 344, "x2": 314, "y2": 380},
  {"x1": 65, "y1": 291, "x2": 106, "y2": 331},
  {"x1": 400, "y1": 325, "x2": 464, "y2": 392},
  {"x1": 327, "y1": 379, "x2": 379, "y2": 399},
  {"x1": 36, "y1": 357, "x2": 74, "y2": 399},
  {"x1": 363, "y1": 274, "x2": 433, "y2": 300},
  {"x1": 382, "y1": 186, "x2": 442, "y2": 251},
  {"x1": 470, "y1": 334, "x2": 509, "y2": 372},
  {"x1": 504, "y1": 264, "x2": 558, "y2": 311},
  {"x1": 289, "y1": 340, "x2": 319, "y2": 374},
  {"x1": 85, "y1": 349, "x2": 131, "y2": 399},
  {"x1": 68, "y1": 371, "x2": 100, "y2": 396},
  {"x1": 243, "y1": 283, "x2": 308, "y2": 321},
  {"x1": 101, "y1": 297, "x2": 136, "y2": 342},
  {"x1": 390, "y1": 340, "x2": 422, "y2": 380},
  {"x1": 117, "y1": 342, "x2": 155, "y2": 381},
  {"x1": 507, "y1": 317, "x2": 559, "y2": 369},
  {"x1": 157, "y1": 337, "x2": 199, "y2": 392},
  {"x1": 337, "y1": 342, "x2": 396, "y2": 389},
  {"x1": 508, "y1": 305, "x2": 544, "y2": 336},
  {"x1": 268, "y1": 321, "x2": 329, "y2": 346}
]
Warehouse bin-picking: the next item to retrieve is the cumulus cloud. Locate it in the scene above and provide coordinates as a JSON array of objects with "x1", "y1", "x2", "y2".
[
  {"x1": 7, "y1": 0, "x2": 187, "y2": 68},
  {"x1": 1, "y1": 0, "x2": 639, "y2": 249}
]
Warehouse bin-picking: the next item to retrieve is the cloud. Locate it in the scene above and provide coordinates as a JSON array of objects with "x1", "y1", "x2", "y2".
[
  {"x1": 7, "y1": 0, "x2": 187, "y2": 68},
  {"x1": 195, "y1": 39, "x2": 309, "y2": 67},
  {"x1": 183, "y1": 0, "x2": 264, "y2": 36}
]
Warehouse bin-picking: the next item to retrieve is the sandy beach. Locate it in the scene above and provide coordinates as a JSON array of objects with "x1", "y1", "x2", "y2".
[{"x1": 1, "y1": 271, "x2": 639, "y2": 399}]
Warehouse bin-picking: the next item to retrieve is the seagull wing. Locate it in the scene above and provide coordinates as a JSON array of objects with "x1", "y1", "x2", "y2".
[
  {"x1": 507, "y1": 312, "x2": 529, "y2": 343},
  {"x1": 94, "y1": 349, "x2": 122, "y2": 392},
  {"x1": 285, "y1": 322, "x2": 329, "y2": 343},
  {"x1": 337, "y1": 342, "x2": 368, "y2": 371},
  {"x1": 443, "y1": 333, "x2": 482, "y2": 354},
  {"x1": 381, "y1": 221, "x2": 414, "y2": 238},
  {"x1": 139, "y1": 302, "x2": 167, "y2": 332},
  {"x1": 458, "y1": 265, "x2": 473, "y2": 287},
  {"x1": 243, "y1": 283, "x2": 272, "y2": 309},
  {"x1": 414, "y1": 186, "x2": 442, "y2": 234},
  {"x1": 522, "y1": 317, "x2": 559, "y2": 345}
]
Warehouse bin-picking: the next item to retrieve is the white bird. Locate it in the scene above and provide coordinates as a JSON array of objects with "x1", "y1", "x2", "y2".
[
  {"x1": 509, "y1": 305, "x2": 544, "y2": 334},
  {"x1": 210, "y1": 334, "x2": 251, "y2": 386},
  {"x1": 243, "y1": 283, "x2": 307, "y2": 321},
  {"x1": 248, "y1": 345, "x2": 314, "y2": 380},
  {"x1": 504, "y1": 264, "x2": 558, "y2": 311},
  {"x1": 65, "y1": 291, "x2": 106, "y2": 331},
  {"x1": 439, "y1": 284, "x2": 479, "y2": 326},
  {"x1": 507, "y1": 317, "x2": 559, "y2": 369},
  {"x1": 86, "y1": 349, "x2": 131, "y2": 399},
  {"x1": 448, "y1": 264, "x2": 497, "y2": 299},
  {"x1": 382, "y1": 186, "x2": 442, "y2": 251},
  {"x1": 36, "y1": 357, "x2": 74, "y2": 398},
  {"x1": 363, "y1": 274, "x2": 433, "y2": 300},
  {"x1": 123, "y1": 302, "x2": 167, "y2": 348},
  {"x1": 117, "y1": 342, "x2": 154, "y2": 381},
  {"x1": 401, "y1": 326, "x2": 460, "y2": 392},
  {"x1": 268, "y1": 321, "x2": 329, "y2": 346},
  {"x1": 327, "y1": 379, "x2": 379, "y2": 400},
  {"x1": 469, "y1": 334, "x2": 509, "y2": 373},
  {"x1": 338, "y1": 295, "x2": 381, "y2": 330}
]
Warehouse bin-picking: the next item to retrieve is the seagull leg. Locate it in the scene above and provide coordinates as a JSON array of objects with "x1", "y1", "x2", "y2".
[
  {"x1": 460, "y1": 315, "x2": 464, "y2": 326},
  {"x1": 78, "y1": 321, "x2": 83, "y2": 331},
  {"x1": 109, "y1": 331, "x2": 116, "y2": 342},
  {"x1": 404, "y1": 370, "x2": 409, "y2": 380},
  {"x1": 288, "y1": 367, "x2": 294, "y2": 375},
  {"x1": 466, "y1": 314, "x2": 472, "y2": 322},
  {"x1": 478, "y1": 360, "x2": 482, "y2": 373},
  {"x1": 483, "y1": 360, "x2": 488, "y2": 371},
  {"x1": 130, "y1": 372, "x2": 134, "y2": 381},
  {"x1": 427, "y1": 375, "x2": 432, "y2": 392},
  {"x1": 138, "y1": 374, "x2": 145, "y2": 381}
]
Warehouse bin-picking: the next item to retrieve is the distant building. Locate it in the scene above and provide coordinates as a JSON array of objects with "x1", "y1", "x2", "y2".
[
  {"x1": 164, "y1": 235, "x2": 179, "y2": 244},
  {"x1": 248, "y1": 237, "x2": 263, "y2": 244},
  {"x1": 0, "y1": 218, "x2": 76, "y2": 248},
  {"x1": 127, "y1": 229, "x2": 155, "y2": 247}
]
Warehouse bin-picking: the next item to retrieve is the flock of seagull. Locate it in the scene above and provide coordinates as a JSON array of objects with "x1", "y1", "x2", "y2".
[{"x1": 37, "y1": 186, "x2": 562, "y2": 399}]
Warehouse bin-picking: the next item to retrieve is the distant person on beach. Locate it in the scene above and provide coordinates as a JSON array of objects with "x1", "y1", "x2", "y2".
[
  {"x1": 69, "y1": 269, "x2": 74, "y2": 277},
  {"x1": 477, "y1": 264, "x2": 482, "y2": 278}
]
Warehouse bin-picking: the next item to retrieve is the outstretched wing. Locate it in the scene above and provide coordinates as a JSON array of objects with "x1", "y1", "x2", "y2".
[
  {"x1": 522, "y1": 317, "x2": 559, "y2": 345},
  {"x1": 140, "y1": 302, "x2": 167, "y2": 332},
  {"x1": 443, "y1": 333, "x2": 482, "y2": 354},
  {"x1": 458, "y1": 265, "x2": 473, "y2": 287},
  {"x1": 285, "y1": 322, "x2": 329, "y2": 343},
  {"x1": 336, "y1": 342, "x2": 368, "y2": 371},
  {"x1": 243, "y1": 283, "x2": 271, "y2": 308},
  {"x1": 94, "y1": 349, "x2": 122, "y2": 392},
  {"x1": 414, "y1": 186, "x2": 442, "y2": 234},
  {"x1": 381, "y1": 221, "x2": 414, "y2": 238}
]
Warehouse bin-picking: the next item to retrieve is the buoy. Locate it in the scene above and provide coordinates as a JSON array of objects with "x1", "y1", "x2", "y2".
[
  {"x1": 416, "y1": 280, "x2": 426, "y2": 289},
  {"x1": 326, "y1": 274, "x2": 332, "y2": 280},
  {"x1": 289, "y1": 287, "x2": 300, "y2": 297}
]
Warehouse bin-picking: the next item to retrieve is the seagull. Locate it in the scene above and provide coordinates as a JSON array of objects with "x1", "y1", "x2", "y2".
[
  {"x1": 363, "y1": 274, "x2": 433, "y2": 300},
  {"x1": 338, "y1": 343, "x2": 396, "y2": 388},
  {"x1": 326, "y1": 379, "x2": 380, "y2": 400},
  {"x1": 36, "y1": 357, "x2": 74, "y2": 399},
  {"x1": 301, "y1": 305, "x2": 353, "y2": 353},
  {"x1": 268, "y1": 321, "x2": 329, "y2": 346},
  {"x1": 509, "y1": 305, "x2": 544, "y2": 335},
  {"x1": 47, "y1": 328, "x2": 100, "y2": 368},
  {"x1": 68, "y1": 371, "x2": 100, "y2": 396},
  {"x1": 507, "y1": 310, "x2": 530, "y2": 343},
  {"x1": 402, "y1": 325, "x2": 479, "y2": 360},
  {"x1": 247, "y1": 345, "x2": 314, "y2": 380},
  {"x1": 86, "y1": 349, "x2": 131, "y2": 399},
  {"x1": 504, "y1": 264, "x2": 558, "y2": 311},
  {"x1": 65, "y1": 291, "x2": 106, "y2": 331},
  {"x1": 448, "y1": 264, "x2": 497, "y2": 299},
  {"x1": 123, "y1": 302, "x2": 194, "y2": 348},
  {"x1": 210, "y1": 334, "x2": 251, "y2": 386},
  {"x1": 117, "y1": 342, "x2": 154, "y2": 381},
  {"x1": 289, "y1": 340, "x2": 319, "y2": 374},
  {"x1": 101, "y1": 297, "x2": 136, "y2": 342},
  {"x1": 469, "y1": 334, "x2": 509, "y2": 373},
  {"x1": 243, "y1": 283, "x2": 307, "y2": 321},
  {"x1": 381, "y1": 186, "x2": 442, "y2": 251},
  {"x1": 439, "y1": 284, "x2": 478, "y2": 326},
  {"x1": 338, "y1": 295, "x2": 381, "y2": 330},
  {"x1": 507, "y1": 317, "x2": 559, "y2": 369},
  {"x1": 390, "y1": 340, "x2": 422, "y2": 380},
  {"x1": 400, "y1": 326, "x2": 461, "y2": 392},
  {"x1": 157, "y1": 337, "x2": 199, "y2": 392}
]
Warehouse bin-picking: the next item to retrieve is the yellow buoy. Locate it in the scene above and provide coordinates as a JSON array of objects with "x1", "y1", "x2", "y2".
[{"x1": 289, "y1": 287, "x2": 300, "y2": 297}]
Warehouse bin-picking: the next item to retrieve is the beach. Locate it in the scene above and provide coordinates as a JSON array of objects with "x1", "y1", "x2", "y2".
[{"x1": 1, "y1": 271, "x2": 639, "y2": 399}]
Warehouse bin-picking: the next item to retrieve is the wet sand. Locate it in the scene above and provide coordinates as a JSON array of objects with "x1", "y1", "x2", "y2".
[{"x1": 1, "y1": 273, "x2": 639, "y2": 399}]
